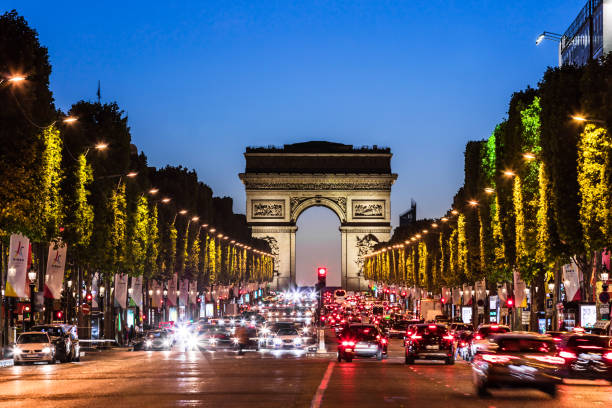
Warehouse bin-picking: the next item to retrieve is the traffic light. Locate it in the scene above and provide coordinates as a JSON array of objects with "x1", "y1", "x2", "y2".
[
  {"x1": 316, "y1": 267, "x2": 327, "y2": 290},
  {"x1": 506, "y1": 297, "x2": 514, "y2": 308},
  {"x1": 54, "y1": 310, "x2": 63, "y2": 320},
  {"x1": 441, "y1": 297, "x2": 446, "y2": 304},
  {"x1": 86, "y1": 293, "x2": 93, "y2": 302}
]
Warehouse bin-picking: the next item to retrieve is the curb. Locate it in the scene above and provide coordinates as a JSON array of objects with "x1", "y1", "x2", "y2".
[{"x1": 0, "y1": 359, "x2": 14, "y2": 368}]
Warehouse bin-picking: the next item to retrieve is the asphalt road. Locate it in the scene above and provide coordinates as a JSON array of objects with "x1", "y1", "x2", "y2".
[{"x1": 0, "y1": 337, "x2": 611, "y2": 408}]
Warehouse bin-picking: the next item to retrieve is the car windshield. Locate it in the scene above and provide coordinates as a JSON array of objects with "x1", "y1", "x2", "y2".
[
  {"x1": 479, "y1": 326, "x2": 510, "y2": 337},
  {"x1": 568, "y1": 335, "x2": 611, "y2": 348},
  {"x1": 497, "y1": 338, "x2": 556, "y2": 353},
  {"x1": 346, "y1": 326, "x2": 379, "y2": 340},
  {"x1": 277, "y1": 328, "x2": 298, "y2": 336},
  {"x1": 393, "y1": 321, "x2": 410, "y2": 330},
  {"x1": 18, "y1": 333, "x2": 48, "y2": 344},
  {"x1": 147, "y1": 331, "x2": 166, "y2": 338},
  {"x1": 32, "y1": 326, "x2": 63, "y2": 337}
]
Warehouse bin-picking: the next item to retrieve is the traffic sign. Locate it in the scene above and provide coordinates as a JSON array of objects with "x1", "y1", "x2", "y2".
[
  {"x1": 82, "y1": 304, "x2": 91, "y2": 315},
  {"x1": 599, "y1": 291, "x2": 610, "y2": 303}
]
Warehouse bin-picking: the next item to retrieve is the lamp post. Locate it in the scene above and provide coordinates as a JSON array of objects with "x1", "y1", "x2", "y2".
[
  {"x1": 28, "y1": 270, "x2": 37, "y2": 329},
  {"x1": 163, "y1": 288, "x2": 168, "y2": 322}
]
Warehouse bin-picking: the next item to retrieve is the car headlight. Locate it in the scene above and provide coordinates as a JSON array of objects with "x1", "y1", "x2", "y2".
[
  {"x1": 42, "y1": 347, "x2": 51, "y2": 354},
  {"x1": 145, "y1": 340, "x2": 152, "y2": 347},
  {"x1": 12, "y1": 347, "x2": 22, "y2": 355},
  {"x1": 273, "y1": 338, "x2": 282, "y2": 345},
  {"x1": 232, "y1": 338, "x2": 240, "y2": 344},
  {"x1": 209, "y1": 338, "x2": 217, "y2": 345},
  {"x1": 293, "y1": 338, "x2": 302, "y2": 345},
  {"x1": 164, "y1": 340, "x2": 172, "y2": 347}
]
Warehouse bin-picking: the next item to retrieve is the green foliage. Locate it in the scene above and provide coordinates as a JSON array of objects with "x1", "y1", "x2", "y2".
[
  {"x1": 127, "y1": 195, "x2": 149, "y2": 276},
  {"x1": 577, "y1": 124, "x2": 612, "y2": 252}
]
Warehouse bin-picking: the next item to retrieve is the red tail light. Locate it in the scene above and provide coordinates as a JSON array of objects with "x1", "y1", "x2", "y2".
[
  {"x1": 526, "y1": 355, "x2": 565, "y2": 364},
  {"x1": 381, "y1": 338, "x2": 387, "y2": 344},
  {"x1": 491, "y1": 325, "x2": 499, "y2": 329},
  {"x1": 475, "y1": 334, "x2": 482, "y2": 340},
  {"x1": 428, "y1": 325, "x2": 437, "y2": 329},
  {"x1": 552, "y1": 337, "x2": 561, "y2": 342},
  {"x1": 411, "y1": 334, "x2": 422, "y2": 340},
  {"x1": 481, "y1": 354, "x2": 517, "y2": 364},
  {"x1": 443, "y1": 335, "x2": 454, "y2": 341},
  {"x1": 559, "y1": 350, "x2": 577, "y2": 359},
  {"x1": 603, "y1": 352, "x2": 612, "y2": 361},
  {"x1": 341, "y1": 341, "x2": 355, "y2": 347}
]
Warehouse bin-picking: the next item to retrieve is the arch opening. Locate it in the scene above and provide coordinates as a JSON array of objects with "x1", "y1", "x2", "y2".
[{"x1": 295, "y1": 206, "x2": 341, "y2": 287}]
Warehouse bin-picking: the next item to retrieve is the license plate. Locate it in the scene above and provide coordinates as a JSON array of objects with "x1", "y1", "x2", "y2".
[{"x1": 426, "y1": 345, "x2": 439, "y2": 350}]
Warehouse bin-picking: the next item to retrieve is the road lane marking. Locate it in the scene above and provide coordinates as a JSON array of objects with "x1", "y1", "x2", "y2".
[{"x1": 310, "y1": 361, "x2": 335, "y2": 408}]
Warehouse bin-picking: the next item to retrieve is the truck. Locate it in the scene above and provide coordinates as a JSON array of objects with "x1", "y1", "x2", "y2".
[{"x1": 419, "y1": 298, "x2": 443, "y2": 322}]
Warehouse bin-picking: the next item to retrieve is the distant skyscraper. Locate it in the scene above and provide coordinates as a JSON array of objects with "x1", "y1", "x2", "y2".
[
  {"x1": 399, "y1": 199, "x2": 417, "y2": 226},
  {"x1": 560, "y1": 0, "x2": 612, "y2": 66}
]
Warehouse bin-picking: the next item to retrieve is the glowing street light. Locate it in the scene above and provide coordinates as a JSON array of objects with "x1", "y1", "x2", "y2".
[
  {"x1": 441, "y1": 217, "x2": 448, "y2": 222},
  {"x1": 94, "y1": 142, "x2": 109, "y2": 150},
  {"x1": 126, "y1": 171, "x2": 138, "y2": 178},
  {"x1": 149, "y1": 188, "x2": 159, "y2": 194},
  {"x1": 468, "y1": 200, "x2": 478, "y2": 206},
  {"x1": 179, "y1": 209, "x2": 188, "y2": 215},
  {"x1": 503, "y1": 170, "x2": 516, "y2": 177},
  {"x1": 572, "y1": 115, "x2": 605, "y2": 124},
  {"x1": 63, "y1": 116, "x2": 78, "y2": 124},
  {"x1": 191, "y1": 216, "x2": 199, "y2": 222},
  {"x1": 451, "y1": 210, "x2": 459, "y2": 215},
  {"x1": 535, "y1": 31, "x2": 561, "y2": 45},
  {"x1": 523, "y1": 152, "x2": 536, "y2": 160},
  {"x1": 161, "y1": 197, "x2": 171, "y2": 203},
  {"x1": 431, "y1": 223, "x2": 438, "y2": 228},
  {"x1": 209, "y1": 228, "x2": 216, "y2": 233},
  {"x1": 484, "y1": 187, "x2": 495, "y2": 194}
]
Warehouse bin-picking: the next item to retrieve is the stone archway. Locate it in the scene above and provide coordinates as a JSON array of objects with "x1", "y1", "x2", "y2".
[{"x1": 239, "y1": 141, "x2": 397, "y2": 291}]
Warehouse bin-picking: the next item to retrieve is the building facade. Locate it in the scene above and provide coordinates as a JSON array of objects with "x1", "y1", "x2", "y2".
[{"x1": 560, "y1": 0, "x2": 612, "y2": 66}]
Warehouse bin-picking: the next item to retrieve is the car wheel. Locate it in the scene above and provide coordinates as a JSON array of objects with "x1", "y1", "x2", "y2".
[
  {"x1": 337, "y1": 353, "x2": 342, "y2": 362},
  {"x1": 541, "y1": 385, "x2": 557, "y2": 398},
  {"x1": 476, "y1": 381, "x2": 490, "y2": 397},
  {"x1": 446, "y1": 357, "x2": 455, "y2": 365},
  {"x1": 345, "y1": 356, "x2": 353, "y2": 363},
  {"x1": 405, "y1": 355, "x2": 414, "y2": 365}
]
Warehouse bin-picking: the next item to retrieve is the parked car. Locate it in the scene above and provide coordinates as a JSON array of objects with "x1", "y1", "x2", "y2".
[
  {"x1": 472, "y1": 333, "x2": 562, "y2": 397},
  {"x1": 31, "y1": 324, "x2": 80, "y2": 363},
  {"x1": 12, "y1": 332, "x2": 56, "y2": 365},
  {"x1": 555, "y1": 333, "x2": 612, "y2": 380}
]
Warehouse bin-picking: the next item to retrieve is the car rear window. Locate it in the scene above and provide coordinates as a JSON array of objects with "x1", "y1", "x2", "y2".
[
  {"x1": 497, "y1": 338, "x2": 556, "y2": 353},
  {"x1": 479, "y1": 327, "x2": 510, "y2": 337},
  {"x1": 32, "y1": 326, "x2": 63, "y2": 337},
  {"x1": 346, "y1": 326, "x2": 379, "y2": 340},
  {"x1": 416, "y1": 325, "x2": 448, "y2": 335},
  {"x1": 568, "y1": 336, "x2": 611, "y2": 348}
]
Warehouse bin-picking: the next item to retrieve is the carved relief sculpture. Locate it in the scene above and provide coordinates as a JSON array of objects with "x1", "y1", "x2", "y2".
[
  {"x1": 355, "y1": 234, "x2": 380, "y2": 273},
  {"x1": 352, "y1": 200, "x2": 385, "y2": 218},
  {"x1": 252, "y1": 200, "x2": 284, "y2": 218}
]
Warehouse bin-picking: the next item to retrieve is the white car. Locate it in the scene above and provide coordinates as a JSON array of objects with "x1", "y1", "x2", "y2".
[
  {"x1": 271, "y1": 328, "x2": 305, "y2": 349},
  {"x1": 13, "y1": 332, "x2": 56, "y2": 364}
]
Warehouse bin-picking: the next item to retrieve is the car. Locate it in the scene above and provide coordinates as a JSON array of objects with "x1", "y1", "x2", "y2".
[
  {"x1": 470, "y1": 324, "x2": 511, "y2": 358},
  {"x1": 270, "y1": 327, "x2": 304, "y2": 349},
  {"x1": 12, "y1": 332, "x2": 56, "y2": 365},
  {"x1": 388, "y1": 320, "x2": 412, "y2": 338},
  {"x1": 405, "y1": 323, "x2": 455, "y2": 365},
  {"x1": 143, "y1": 330, "x2": 173, "y2": 350},
  {"x1": 472, "y1": 333, "x2": 562, "y2": 397},
  {"x1": 555, "y1": 333, "x2": 612, "y2": 380},
  {"x1": 337, "y1": 324, "x2": 388, "y2": 362},
  {"x1": 198, "y1": 326, "x2": 234, "y2": 350},
  {"x1": 31, "y1": 324, "x2": 80, "y2": 363}
]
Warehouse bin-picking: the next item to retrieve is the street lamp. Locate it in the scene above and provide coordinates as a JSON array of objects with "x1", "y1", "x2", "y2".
[
  {"x1": 484, "y1": 187, "x2": 494, "y2": 194},
  {"x1": 535, "y1": 31, "x2": 562, "y2": 45},
  {"x1": 28, "y1": 270, "x2": 37, "y2": 328},
  {"x1": 572, "y1": 115, "x2": 606, "y2": 124}
]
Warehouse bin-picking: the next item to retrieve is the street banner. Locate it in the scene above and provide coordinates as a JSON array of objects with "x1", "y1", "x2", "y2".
[
  {"x1": 462, "y1": 284, "x2": 472, "y2": 304},
  {"x1": 167, "y1": 273, "x2": 178, "y2": 307},
  {"x1": 92, "y1": 273, "x2": 99, "y2": 308},
  {"x1": 475, "y1": 279, "x2": 486, "y2": 302},
  {"x1": 189, "y1": 281, "x2": 197, "y2": 305},
  {"x1": 43, "y1": 240, "x2": 68, "y2": 299},
  {"x1": 514, "y1": 269, "x2": 527, "y2": 307},
  {"x1": 179, "y1": 279, "x2": 189, "y2": 306},
  {"x1": 562, "y1": 260, "x2": 582, "y2": 302},
  {"x1": 6, "y1": 234, "x2": 30, "y2": 298},
  {"x1": 151, "y1": 281, "x2": 162, "y2": 308},
  {"x1": 131, "y1": 276, "x2": 143, "y2": 308},
  {"x1": 603, "y1": 248, "x2": 610, "y2": 275},
  {"x1": 497, "y1": 283, "x2": 508, "y2": 303},
  {"x1": 452, "y1": 287, "x2": 461, "y2": 305},
  {"x1": 114, "y1": 273, "x2": 128, "y2": 309}
]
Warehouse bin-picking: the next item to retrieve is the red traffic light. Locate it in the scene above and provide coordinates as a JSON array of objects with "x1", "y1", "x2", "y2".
[
  {"x1": 55, "y1": 310, "x2": 63, "y2": 319},
  {"x1": 317, "y1": 267, "x2": 327, "y2": 277},
  {"x1": 86, "y1": 293, "x2": 93, "y2": 301},
  {"x1": 24, "y1": 305, "x2": 31, "y2": 312},
  {"x1": 507, "y1": 298, "x2": 514, "y2": 307},
  {"x1": 441, "y1": 297, "x2": 446, "y2": 304}
]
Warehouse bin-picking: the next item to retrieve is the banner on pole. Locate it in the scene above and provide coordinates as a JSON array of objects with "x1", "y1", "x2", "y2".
[
  {"x1": 514, "y1": 269, "x2": 527, "y2": 307},
  {"x1": 179, "y1": 279, "x2": 189, "y2": 306},
  {"x1": 167, "y1": 273, "x2": 178, "y2": 307},
  {"x1": 6, "y1": 234, "x2": 30, "y2": 298},
  {"x1": 562, "y1": 260, "x2": 582, "y2": 302},
  {"x1": 114, "y1": 273, "x2": 128, "y2": 309},
  {"x1": 43, "y1": 240, "x2": 68, "y2": 299},
  {"x1": 92, "y1": 273, "x2": 99, "y2": 308},
  {"x1": 475, "y1": 279, "x2": 486, "y2": 302},
  {"x1": 452, "y1": 287, "x2": 461, "y2": 305},
  {"x1": 189, "y1": 281, "x2": 197, "y2": 305},
  {"x1": 151, "y1": 281, "x2": 162, "y2": 308},
  {"x1": 131, "y1": 276, "x2": 143, "y2": 308}
]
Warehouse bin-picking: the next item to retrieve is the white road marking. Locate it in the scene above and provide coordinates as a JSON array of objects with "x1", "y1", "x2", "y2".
[{"x1": 310, "y1": 361, "x2": 335, "y2": 408}]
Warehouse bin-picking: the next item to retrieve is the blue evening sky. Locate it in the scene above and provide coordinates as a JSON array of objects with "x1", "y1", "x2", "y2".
[{"x1": 8, "y1": 1, "x2": 579, "y2": 281}]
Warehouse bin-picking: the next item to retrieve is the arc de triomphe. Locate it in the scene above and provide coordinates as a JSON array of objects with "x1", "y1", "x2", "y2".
[{"x1": 239, "y1": 141, "x2": 397, "y2": 291}]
